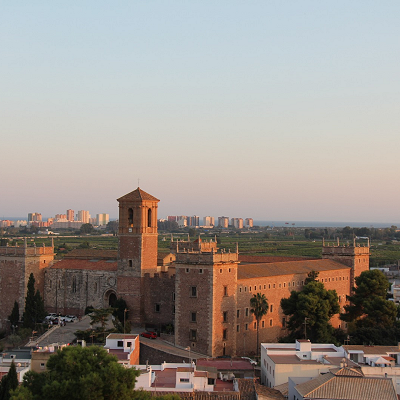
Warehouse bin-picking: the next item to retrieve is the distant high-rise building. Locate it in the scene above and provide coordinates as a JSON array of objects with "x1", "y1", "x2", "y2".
[
  {"x1": 218, "y1": 216, "x2": 229, "y2": 228},
  {"x1": 231, "y1": 218, "x2": 243, "y2": 229},
  {"x1": 96, "y1": 213, "x2": 109, "y2": 226},
  {"x1": 177, "y1": 216, "x2": 187, "y2": 228},
  {"x1": 167, "y1": 216, "x2": 177, "y2": 222},
  {"x1": 203, "y1": 216, "x2": 215, "y2": 227},
  {"x1": 55, "y1": 214, "x2": 67, "y2": 221},
  {"x1": 28, "y1": 213, "x2": 42, "y2": 225},
  {"x1": 67, "y1": 209, "x2": 74, "y2": 221},
  {"x1": 187, "y1": 216, "x2": 200, "y2": 227},
  {"x1": 245, "y1": 218, "x2": 253, "y2": 228},
  {"x1": 77, "y1": 210, "x2": 90, "y2": 224}
]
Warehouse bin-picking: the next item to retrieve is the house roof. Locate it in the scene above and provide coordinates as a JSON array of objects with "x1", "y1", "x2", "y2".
[
  {"x1": 238, "y1": 259, "x2": 350, "y2": 280},
  {"x1": 295, "y1": 368, "x2": 397, "y2": 400},
  {"x1": 343, "y1": 345, "x2": 400, "y2": 355},
  {"x1": 117, "y1": 187, "x2": 159, "y2": 203},
  {"x1": 106, "y1": 334, "x2": 137, "y2": 340},
  {"x1": 50, "y1": 258, "x2": 118, "y2": 271},
  {"x1": 196, "y1": 358, "x2": 254, "y2": 370}
]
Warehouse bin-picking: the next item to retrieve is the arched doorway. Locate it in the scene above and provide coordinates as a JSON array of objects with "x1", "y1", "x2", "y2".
[{"x1": 104, "y1": 290, "x2": 117, "y2": 308}]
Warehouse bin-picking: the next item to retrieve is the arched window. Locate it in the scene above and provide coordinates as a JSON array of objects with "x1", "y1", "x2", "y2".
[
  {"x1": 128, "y1": 208, "x2": 133, "y2": 226},
  {"x1": 147, "y1": 208, "x2": 152, "y2": 227}
]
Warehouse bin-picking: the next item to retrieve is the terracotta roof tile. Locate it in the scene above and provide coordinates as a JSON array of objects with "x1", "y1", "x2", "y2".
[
  {"x1": 343, "y1": 345, "x2": 400, "y2": 355},
  {"x1": 117, "y1": 187, "x2": 159, "y2": 202},
  {"x1": 238, "y1": 259, "x2": 350, "y2": 280}
]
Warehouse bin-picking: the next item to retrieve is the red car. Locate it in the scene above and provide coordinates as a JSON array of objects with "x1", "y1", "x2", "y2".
[{"x1": 141, "y1": 331, "x2": 157, "y2": 339}]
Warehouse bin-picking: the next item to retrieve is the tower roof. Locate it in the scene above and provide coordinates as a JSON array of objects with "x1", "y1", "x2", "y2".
[{"x1": 117, "y1": 187, "x2": 159, "y2": 203}]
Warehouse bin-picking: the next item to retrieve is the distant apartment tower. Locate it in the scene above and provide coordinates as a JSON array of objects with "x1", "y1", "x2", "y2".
[
  {"x1": 167, "y1": 216, "x2": 177, "y2": 222},
  {"x1": 203, "y1": 216, "x2": 215, "y2": 227},
  {"x1": 218, "y1": 216, "x2": 229, "y2": 228},
  {"x1": 96, "y1": 213, "x2": 109, "y2": 226},
  {"x1": 28, "y1": 213, "x2": 42, "y2": 223},
  {"x1": 77, "y1": 210, "x2": 90, "y2": 223},
  {"x1": 66, "y1": 209, "x2": 74, "y2": 221},
  {"x1": 55, "y1": 214, "x2": 67, "y2": 221},
  {"x1": 177, "y1": 216, "x2": 187, "y2": 228},
  {"x1": 231, "y1": 218, "x2": 243, "y2": 229},
  {"x1": 187, "y1": 216, "x2": 200, "y2": 227},
  {"x1": 245, "y1": 218, "x2": 253, "y2": 228}
]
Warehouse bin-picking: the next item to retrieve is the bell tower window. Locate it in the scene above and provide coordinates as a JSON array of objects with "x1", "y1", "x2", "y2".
[
  {"x1": 147, "y1": 208, "x2": 152, "y2": 227},
  {"x1": 128, "y1": 208, "x2": 133, "y2": 226}
]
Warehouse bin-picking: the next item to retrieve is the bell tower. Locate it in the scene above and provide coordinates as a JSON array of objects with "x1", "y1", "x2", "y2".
[{"x1": 116, "y1": 187, "x2": 159, "y2": 324}]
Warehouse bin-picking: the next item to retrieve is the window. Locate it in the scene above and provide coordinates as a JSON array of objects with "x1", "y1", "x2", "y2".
[
  {"x1": 249, "y1": 286, "x2": 252, "y2": 292},
  {"x1": 236, "y1": 324, "x2": 240, "y2": 332},
  {"x1": 154, "y1": 303, "x2": 160, "y2": 313},
  {"x1": 172, "y1": 305, "x2": 175, "y2": 314},
  {"x1": 129, "y1": 259, "x2": 133, "y2": 268},
  {"x1": 273, "y1": 284, "x2": 275, "y2": 289},
  {"x1": 220, "y1": 269, "x2": 222, "y2": 273},
  {"x1": 127, "y1": 342, "x2": 132, "y2": 347},
  {"x1": 270, "y1": 304, "x2": 273, "y2": 313},
  {"x1": 283, "y1": 283, "x2": 286, "y2": 287},
  {"x1": 239, "y1": 287, "x2": 242, "y2": 293},
  {"x1": 237, "y1": 309, "x2": 240, "y2": 318},
  {"x1": 288, "y1": 282, "x2": 290, "y2": 287},
  {"x1": 245, "y1": 323, "x2": 248, "y2": 330},
  {"x1": 229, "y1": 268, "x2": 231, "y2": 272},
  {"x1": 245, "y1": 308, "x2": 249, "y2": 317},
  {"x1": 172, "y1": 292, "x2": 176, "y2": 301},
  {"x1": 244, "y1": 287, "x2": 247, "y2": 292},
  {"x1": 208, "y1": 378, "x2": 215, "y2": 385},
  {"x1": 128, "y1": 208, "x2": 133, "y2": 226},
  {"x1": 223, "y1": 329, "x2": 227, "y2": 340},
  {"x1": 72, "y1": 276, "x2": 77, "y2": 293},
  {"x1": 190, "y1": 329, "x2": 197, "y2": 341},
  {"x1": 254, "y1": 286, "x2": 257, "y2": 291},
  {"x1": 262, "y1": 320, "x2": 265, "y2": 328},
  {"x1": 117, "y1": 341, "x2": 123, "y2": 347},
  {"x1": 269, "y1": 319, "x2": 273, "y2": 326},
  {"x1": 224, "y1": 286, "x2": 228, "y2": 296},
  {"x1": 190, "y1": 286, "x2": 197, "y2": 297},
  {"x1": 259, "y1": 285, "x2": 261, "y2": 290},
  {"x1": 147, "y1": 208, "x2": 152, "y2": 227},
  {"x1": 264, "y1": 285, "x2": 266, "y2": 289},
  {"x1": 199, "y1": 269, "x2": 203, "y2": 274},
  {"x1": 180, "y1": 378, "x2": 190, "y2": 383},
  {"x1": 40, "y1": 362, "x2": 45, "y2": 370},
  {"x1": 268, "y1": 284, "x2": 271, "y2": 289},
  {"x1": 254, "y1": 322, "x2": 257, "y2": 330},
  {"x1": 223, "y1": 311, "x2": 228, "y2": 322},
  {"x1": 186, "y1": 268, "x2": 190, "y2": 273},
  {"x1": 191, "y1": 312, "x2": 197, "y2": 322}
]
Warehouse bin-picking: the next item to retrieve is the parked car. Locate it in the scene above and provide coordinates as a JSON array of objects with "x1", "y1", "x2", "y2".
[
  {"x1": 66, "y1": 315, "x2": 78, "y2": 322},
  {"x1": 141, "y1": 331, "x2": 157, "y2": 339},
  {"x1": 241, "y1": 357, "x2": 257, "y2": 366}
]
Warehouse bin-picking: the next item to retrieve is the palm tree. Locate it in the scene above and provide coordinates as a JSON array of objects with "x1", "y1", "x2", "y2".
[{"x1": 250, "y1": 293, "x2": 268, "y2": 359}]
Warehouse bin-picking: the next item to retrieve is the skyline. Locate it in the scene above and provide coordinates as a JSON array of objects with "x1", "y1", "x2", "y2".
[{"x1": 2, "y1": 2, "x2": 400, "y2": 223}]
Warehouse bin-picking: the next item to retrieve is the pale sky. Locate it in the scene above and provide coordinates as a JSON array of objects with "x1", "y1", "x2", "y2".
[{"x1": 1, "y1": 1, "x2": 400, "y2": 223}]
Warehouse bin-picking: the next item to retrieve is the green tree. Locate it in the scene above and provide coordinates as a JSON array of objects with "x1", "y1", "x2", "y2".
[
  {"x1": 8, "y1": 301, "x2": 19, "y2": 328},
  {"x1": 0, "y1": 361, "x2": 19, "y2": 400},
  {"x1": 22, "y1": 274, "x2": 46, "y2": 329},
  {"x1": 11, "y1": 346, "x2": 139, "y2": 400},
  {"x1": 250, "y1": 293, "x2": 268, "y2": 359},
  {"x1": 281, "y1": 273, "x2": 340, "y2": 343},
  {"x1": 80, "y1": 223, "x2": 94, "y2": 234},
  {"x1": 341, "y1": 269, "x2": 397, "y2": 328}
]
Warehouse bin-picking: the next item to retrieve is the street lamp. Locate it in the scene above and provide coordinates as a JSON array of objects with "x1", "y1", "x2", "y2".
[{"x1": 124, "y1": 309, "x2": 129, "y2": 333}]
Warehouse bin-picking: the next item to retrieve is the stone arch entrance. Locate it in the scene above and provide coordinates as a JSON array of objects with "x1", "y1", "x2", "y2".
[{"x1": 104, "y1": 290, "x2": 117, "y2": 308}]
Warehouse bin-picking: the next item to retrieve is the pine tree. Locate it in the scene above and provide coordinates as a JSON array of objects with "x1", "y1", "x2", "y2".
[{"x1": 0, "y1": 361, "x2": 18, "y2": 400}]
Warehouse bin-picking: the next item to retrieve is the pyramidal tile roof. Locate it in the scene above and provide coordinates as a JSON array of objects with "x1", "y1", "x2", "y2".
[{"x1": 117, "y1": 187, "x2": 160, "y2": 202}]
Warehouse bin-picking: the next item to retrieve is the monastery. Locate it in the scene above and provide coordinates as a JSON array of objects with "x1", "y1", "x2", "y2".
[{"x1": 0, "y1": 188, "x2": 370, "y2": 357}]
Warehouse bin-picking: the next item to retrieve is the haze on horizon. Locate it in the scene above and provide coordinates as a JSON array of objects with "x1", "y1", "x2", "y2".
[{"x1": 1, "y1": 2, "x2": 399, "y2": 224}]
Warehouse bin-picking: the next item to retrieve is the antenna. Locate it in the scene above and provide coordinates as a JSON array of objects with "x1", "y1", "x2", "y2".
[{"x1": 138, "y1": 178, "x2": 140, "y2": 188}]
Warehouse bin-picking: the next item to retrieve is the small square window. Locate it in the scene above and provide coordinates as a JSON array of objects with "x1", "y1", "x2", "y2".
[{"x1": 117, "y1": 341, "x2": 123, "y2": 347}]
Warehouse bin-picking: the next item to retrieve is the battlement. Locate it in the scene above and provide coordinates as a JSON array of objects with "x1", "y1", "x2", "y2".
[
  {"x1": 172, "y1": 238, "x2": 218, "y2": 254},
  {"x1": 0, "y1": 246, "x2": 54, "y2": 257},
  {"x1": 175, "y1": 250, "x2": 238, "y2": 265},
  {"x1": 322, "y1": 245, "x2": 370, "y2": 257}
]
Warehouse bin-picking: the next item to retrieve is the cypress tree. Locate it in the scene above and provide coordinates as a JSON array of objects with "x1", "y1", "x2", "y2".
[
  {"x1": 8, "y1": 301, "x2": 19, "y2": 327},
  {"x1": 23, "y1": 273, "x2": 36, "y2": 329}
]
